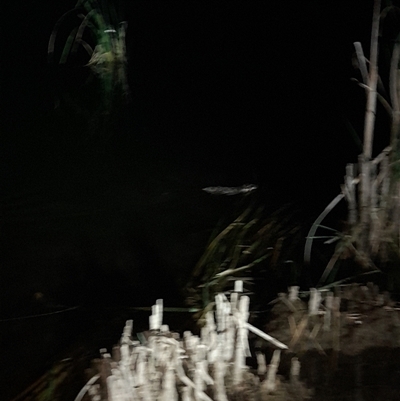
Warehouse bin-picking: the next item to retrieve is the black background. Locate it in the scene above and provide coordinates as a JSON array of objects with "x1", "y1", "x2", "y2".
[{"x1": 0, "y1": 1, "x2": 382, "y2": 311}]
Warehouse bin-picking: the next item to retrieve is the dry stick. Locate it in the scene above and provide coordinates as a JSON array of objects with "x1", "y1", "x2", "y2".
[
  {"x1": 317, "y1": 245, "x2": 347, "y2": 287},
  {"x1": 359, "y1": 0, "x2": 381, "y2": 254},
  {"x1": 309, "y1": 322, "x2": 326, "y2": 356},
  {"x1": 354, "y1": 80, "x2": 393, "y2": 117},
  {"x1": 289, "y1": 315, "x2": 309, "y2": 350},
  {"x1": 304, "y1": 193, "x2": 344, "y2": 265},
  {"x1": 372, "y1": 148, "x2": 391, "y2": 256},
  {"x1": 389, "y1": 40, "x2": 400, "y2": 252},
  {"x1": 369, "y1": 150, "x2": 389, "y2": 252},
  {"x1": 363, "y1": 0, "x2": 381, "y2": 159},
  {"x1": 354, "y1": 41, "x2": 369, "y2": 87},
  {"x1": 279, "y1": 292, "x2": 298, "y2": 313}
]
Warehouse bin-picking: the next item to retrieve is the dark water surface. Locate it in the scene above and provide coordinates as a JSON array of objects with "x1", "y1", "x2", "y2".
[{"x1": 1, "y1": 305, "x2": 197, "y2": 400}]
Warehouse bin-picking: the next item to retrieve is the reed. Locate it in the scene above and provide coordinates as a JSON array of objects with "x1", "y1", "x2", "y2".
[{"x1": 305, "y1": 0, "x2": 400, "y2": 290}]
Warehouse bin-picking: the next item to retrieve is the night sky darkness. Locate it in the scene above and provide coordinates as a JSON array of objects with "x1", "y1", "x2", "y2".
[{"x1": 1, "y1": 1, "x2": 381, "y2": 312}]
